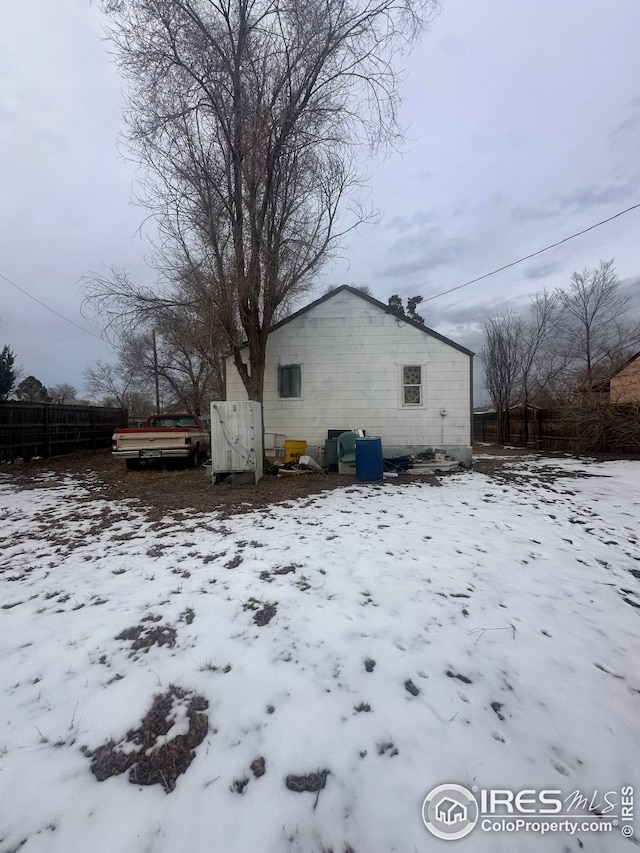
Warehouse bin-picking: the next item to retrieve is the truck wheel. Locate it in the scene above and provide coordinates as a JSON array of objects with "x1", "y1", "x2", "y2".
[{"x1": 126, "y1": 459, "x2": 141, "y2": 471}]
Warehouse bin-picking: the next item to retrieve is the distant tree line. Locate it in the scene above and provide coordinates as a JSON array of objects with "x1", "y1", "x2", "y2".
[
  {"x1": 82, "y1": 307, "x2": 225, "y2": 418},
  {"x1": 0, "y1": 342, "x2": 82, "y2": 405},
  {"x1": 481, "y1": 259, "x2": 640, "y2": 444}
]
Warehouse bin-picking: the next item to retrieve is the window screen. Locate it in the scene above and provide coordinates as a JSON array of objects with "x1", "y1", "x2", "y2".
[
  {"x1": 278, "y1": 364, "x2": 302, "y2": 398},
  {"x1": 403, "y1": 365, "x2": 422, "y2": 405}
]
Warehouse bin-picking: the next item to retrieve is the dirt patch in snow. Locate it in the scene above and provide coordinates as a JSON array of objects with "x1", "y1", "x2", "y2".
[
  {"x1": 115, "y1": 623, "x2": 178, "y2": 656},
  {"x1": 3, "y1": 449, "x2": 453, "y2": 520},
  {"x1": 285, "y1": 769, "x2": 330, "y2": 808},
  {"x1": 244, "y1": 597, "x2": 278, "y2": 626},
  {"x1": 86, "y1": 685, "x2": 209, "y2": 793},
  {"x1": 3, "y1": 445, "x2": 605, "y2": 523}
]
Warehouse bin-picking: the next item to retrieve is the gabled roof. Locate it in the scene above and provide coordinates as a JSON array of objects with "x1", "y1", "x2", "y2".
[
  {"x1": 270, "y1": 285, "x2": 474, "y2": 357},
  {"x1": 583, "y1": 350, "x2": 640, "y2": 393},
  {"x1": 610, "y1": 349, "x2": 640, "y2": 379}
]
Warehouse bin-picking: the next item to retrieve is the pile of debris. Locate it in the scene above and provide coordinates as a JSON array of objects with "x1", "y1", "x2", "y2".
[
  {"x1": 267, "y1": 455, "x2": 324, "y2": 477},
  {"x1": 383, "y1": 449, "x2": 461, "y2": 475},
  {"x1": 266, "y1": 449, "x2": 462, "y2": 477}
]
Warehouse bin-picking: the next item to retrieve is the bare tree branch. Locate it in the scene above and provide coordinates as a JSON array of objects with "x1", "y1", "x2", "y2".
[
  {"x1": 88, "y1": 0, "x2": 439, "y2": 409},
  {"x1": 480, "y1": 309, "x2": 524, "y2": 443},
  {"x1": 555, "y1": 259, "x2": 640, "y2": 387}
]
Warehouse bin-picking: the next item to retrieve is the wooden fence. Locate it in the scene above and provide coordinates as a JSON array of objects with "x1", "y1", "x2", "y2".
[
  {"x1": 473, "y1": 407, "x2": 576, "y2": 452},
  {"x1": 0, "y1": 403, "x2": 127, "y2": 462}
]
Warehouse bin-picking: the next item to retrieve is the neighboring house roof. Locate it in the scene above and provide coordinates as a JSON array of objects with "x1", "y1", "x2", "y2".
[
  {"x1": 609, "y1": 349, "x2": 640, "y2": 380},
  {"x1": 269, "y1": 285, "x2": 475, "y2": 357},
  {"x1": 581, "y1": 351, "x2": 640, "y2": 394}
]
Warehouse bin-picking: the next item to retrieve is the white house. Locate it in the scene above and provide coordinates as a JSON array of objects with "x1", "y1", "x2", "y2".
[{"x1": 225, "y1": 286, "x2": 474, "y2": 465}]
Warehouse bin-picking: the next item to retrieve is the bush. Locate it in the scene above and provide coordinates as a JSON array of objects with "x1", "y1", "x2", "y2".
[{"x1": 563, "y1": 394, "x2": 640, "y2": 454}]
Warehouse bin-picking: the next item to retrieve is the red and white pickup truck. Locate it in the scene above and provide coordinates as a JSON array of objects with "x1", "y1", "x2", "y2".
[{"x1": 112, "y1": 413, "x2": 210, "y2": 470}]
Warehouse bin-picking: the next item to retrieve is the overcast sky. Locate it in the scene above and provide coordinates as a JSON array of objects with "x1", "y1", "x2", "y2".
[{"x1": 1, "y1": 0, "x2": 639, "y2": 402}]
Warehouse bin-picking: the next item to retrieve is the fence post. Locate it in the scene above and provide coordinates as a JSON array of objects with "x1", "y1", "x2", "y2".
[
  {"x1": 41, "y1": 405, "x2": 48, "y2": 458},
  {"x1": 538, "y1": 408, "x2": 543, "y2": 449}
]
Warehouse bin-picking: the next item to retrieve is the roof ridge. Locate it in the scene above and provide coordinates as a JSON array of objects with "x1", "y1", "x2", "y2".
[{"x1": 269, "y1": 285, "x2": 474, "y2": 356}]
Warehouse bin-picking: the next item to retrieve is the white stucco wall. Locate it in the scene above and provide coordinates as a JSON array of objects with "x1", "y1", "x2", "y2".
[{"x1": 226, "y1": 290, "x2": 473, "y2": 463}]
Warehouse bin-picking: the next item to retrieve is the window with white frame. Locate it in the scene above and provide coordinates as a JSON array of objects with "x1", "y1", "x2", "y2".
[
  {"x1": 402, "y1": 365, "x2": 422, "y2": 405},
  {"x1": 278, "y1": 364, "x2": 302, "y2": 398}
]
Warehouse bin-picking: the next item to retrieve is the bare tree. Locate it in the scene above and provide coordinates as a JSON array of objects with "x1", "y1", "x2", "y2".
[
  {"x1": 49, "y1": 384, "x2": 78, "y2": 405},
  {"x1": 511, "y1": 286, "x2": 585, "y2": 432},
  {"x1": 83, "y1": 268, "x2": 226, "y2": 413},
  {"x1": 480, "y1": 309, "x2": 524, "y2": 444},
  {"x1": 155, "y1": 311, "x2": 225, "y2": 412},
  {"x1": 89, "y1": 0, "x2": 438, "y2": 413},
  {"x1": 479, "y1": 262, "x2": 640, "y2": 449},
  {"x1": 84, "y1": 357, "x2": 140, "y2": 412},
  {"x1": 556, "y1": 259, "x2": 640, "y2": 388},
  {"x1": 324, "y1": 283, "x2": 373, "y2": 296},
  {"x1": 119, "y1": 312, "x2": 225, "y2": 414}
]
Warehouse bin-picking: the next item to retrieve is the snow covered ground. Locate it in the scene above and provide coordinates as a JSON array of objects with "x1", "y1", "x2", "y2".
[{"x1": 0, "y1": 455, "x2": 638, "y2": 853}]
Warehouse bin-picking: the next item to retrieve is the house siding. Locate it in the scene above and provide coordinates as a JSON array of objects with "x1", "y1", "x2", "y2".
[
  {"x1": 610, "y1": 355, "x2": 640, "y2": 403},
  {"x1": 226, "y1": 289, "x2": 473, "y2": 464}
]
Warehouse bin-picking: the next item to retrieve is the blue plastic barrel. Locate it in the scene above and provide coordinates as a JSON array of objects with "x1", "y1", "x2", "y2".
[{"x1": 356, "y1": 436, "x2": 383, "y2": 482}]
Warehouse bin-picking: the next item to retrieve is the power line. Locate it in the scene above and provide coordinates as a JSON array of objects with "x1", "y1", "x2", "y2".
[
  {"x1": 3, "y1": 200, "x2": 639, "y2": 333},
  {"x1": 0, "y1": 270, "x2": 107, "y2": 343},
  {"x1": 422, "y1": 202, "x2": 640, "y2": 303}
]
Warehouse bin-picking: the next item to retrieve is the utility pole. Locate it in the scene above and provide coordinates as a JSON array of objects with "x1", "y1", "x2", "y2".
[{"x1": 152, "y1": 329, "x2": 161, "y2": 412}]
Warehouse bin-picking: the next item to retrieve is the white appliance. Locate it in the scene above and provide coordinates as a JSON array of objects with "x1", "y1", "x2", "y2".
[{"x1": 210, "y1": 401, "x2": 263, "y2": 483}]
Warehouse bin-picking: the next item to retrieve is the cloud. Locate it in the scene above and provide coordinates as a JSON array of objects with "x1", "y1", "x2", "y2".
[
  {"x1": 438, "y1": 35, "x2": 467, "y2": 57},
  {"x1": 610, "y1": 96, "x2": 640, "y2": 140},
  {"x1": 433, "y1": 294, "x2": 525, "y2": 328},
  {"x1": 432, "y1": 302, "x2": 487, "y2": 327},
  {"x1": 451, "y1": 198, "x2": 468, "y2": 218},
  {"x1": 563, "y1": 180, "x2": 640, "y2": 208},
  {"x1": 510, "y1": 201, "x2": 560, "y2": 224},
  {"x1": 620, "y1": 273, "x2": 640, "y2": 291},
  {"x1": 523, "y1": 259, "x2": 566, "y2": 281},
  {"x1": 620, "y1": 275, "x2": 640, "y2": 316},
  {"x1": 378, "y1": 235, "x2": 472, "y2": 279},
  {"x1": 611, "y1": 113, "x2": 640, "y2": 140},
  {"x1": 386, "y1": 209, "x2": 439, "y2": 231},
  {"x1": 377, "y1": 208, "x2": 474, "y2": 281},
  {"x1": 511, "y1": 176, "x2": 640, "y2": 224}
]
